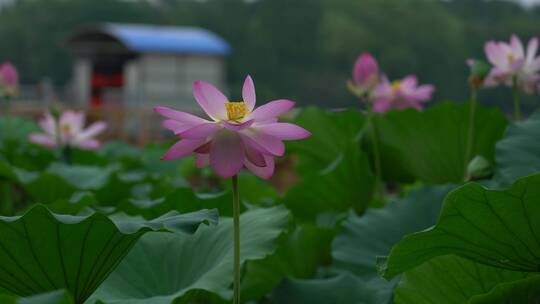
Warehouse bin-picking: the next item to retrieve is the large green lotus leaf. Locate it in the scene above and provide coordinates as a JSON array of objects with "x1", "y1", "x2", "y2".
[
  {"x1": 469, "y1": 274, "x2": 540, "y2": 304},
  {"x1": 223, "y1": 174, "x2": 279, "y2": 207},
  {"x1": 284, "y1": 144, "x2": 374, "y2": 220},
  {"x1": 7, "y1": 145, "x2": 56, "y2": 172},
  {"x1": 394, "y1": 255, "x2": 532, "y2": 304},
  {"x1": 140, "y1": 144, "x2": 193, "y2": 178},
  {"x1": 12, "y1": 163, "x2": 136, "y2": 205},
  {"x1": 98, "y1": 142, "x2": 141, "y2": 162},
  {"x1": 332, "y1": 185, "x2": 454, "y2": 278},
  {"x1": 45, "y1": 163, "x2": 117, "y2": 190},
  {"x1": 287, "y1": 106, "x2": 366, "y2": 176},
  {"x1": 18, "y1": 289, "x2": 74, "y2": 304},
  {"x1": 373, "y1": 102, "x2": 507, "y2": 183},
  {"x1": 0, "y1": 117, "x2": 55, "y2": 171},
  {"x1": 9, "y1": 164, "x2": 114, "y2": 204},
  {"x1": 0, "y1": 289, "x2": 74, "y2": 304},
  {"x1": 243, "y1": 188, "x2": 452, "y2": 304},
  {"x1": 14, "y1": 168, "x2": 78, "y2": 204},
  {"x1": 72, "y1": 142, "x2": 187, "y2": 192},
  {"x1": 0, "y1": 159, "x2": 17, "y2": 181},
  {"x1": 124, "y1": 175, "x2": 278, "y2": 221},
  {"x1": 140, "y1": 225, "x2": 330, "y2": 304},
  {"x1": 94, "y1": 173, "x2": 144, "y2": 206},
  {"x1": 1, "y1": 143, "x2": 55, "y2": 172},
  {"x1": 71, "y1": 141, "x2": 141, "y2": 167},
  {"x1": 0, "y1": 294, "x2": 16, "y2": 304},
  {"x1": 48, "y1": 164, "x2": 142, "y2": 205},
  {"x1": 0, "y1": 116, "x2": 39, "y2": 142},
  {"x1": 0, "y1": 204, "x2": 217, "y2": 303},
  {"x1": 90, "y1": 206, "x2": 289, "y2": 304},
  {"x1": 318, "y1": 185, "x2": 454, "y2": 304},
  {"x1": 117, "y1": 188, "x2": 232, "y2": 219},
  {"x1": 0, "y1": 294, "x2": 17, "y2": 304},
  {"x1": 495, "y1": 110, "x2": 540, "y2": 186},
  {"x1": 380, "y1": 173, "x2": 540, "y2": 280},
  {"x1": 44, "y1": 192, "x2": 97, "y2": 215},
  {"x1": 270, "y1": 272, "x2": 391, "y2": 304},
  {"x1": 240, "y1": 224, "x2": 336, "y2": 301}
]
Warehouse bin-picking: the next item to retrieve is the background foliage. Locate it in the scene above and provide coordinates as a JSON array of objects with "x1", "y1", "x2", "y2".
[{"x1": 1, "y1": 0, "x2": 540, "y2": 109}]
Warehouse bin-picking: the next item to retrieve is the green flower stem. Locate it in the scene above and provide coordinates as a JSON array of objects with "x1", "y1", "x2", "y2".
[
  {"x1": 368, "y1": 109, "x2": 383, "y2": 202},
  {"x1": 232, "y1": 175, "x2": 241, "y2": 304},
  {"x1": 6, "y1": 96, "x2": 11, "y2": 115},
  {"x1": 464, "y1": 89, "x2": 477, "y2": 180},
  {"x1": 61, "y1": 145, "x2": 72, "y2": 165},
  {"x1": 512, "y1": 76, "x2": 521, "y2": 121}
]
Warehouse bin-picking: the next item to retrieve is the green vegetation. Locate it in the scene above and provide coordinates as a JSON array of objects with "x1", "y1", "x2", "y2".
[{"x1": 1, "y1": 0, "x2": 539, "y2": 108}]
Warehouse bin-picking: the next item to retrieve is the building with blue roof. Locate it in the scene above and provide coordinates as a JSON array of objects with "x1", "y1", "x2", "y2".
[
  {"x1": 104, "y1": 23, "x2": 231, "y2": 55},
  {"x1": 66, "y1": 23, "x2": 231, "y2": 109}
]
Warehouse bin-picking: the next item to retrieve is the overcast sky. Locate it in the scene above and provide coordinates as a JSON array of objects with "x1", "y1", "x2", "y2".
[{"x1": 517, "y1": 0, "x2": 540, "y2": 6}]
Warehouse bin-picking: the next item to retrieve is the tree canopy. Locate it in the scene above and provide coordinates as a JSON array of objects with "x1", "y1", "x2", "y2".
[{"x1": 0, "y1": 0, "x2": 539, "y2": 107}]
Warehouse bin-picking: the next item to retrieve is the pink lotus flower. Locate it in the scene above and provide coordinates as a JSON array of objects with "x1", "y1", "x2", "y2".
[
  {"x1": 372, "y1": 75, "x2": 435, "y2": 113},
  {"x1": 347, "y1": 53, "x2": 380, "y2": 98},
  {"x1": 0, "y1": 62, "x2": 18, "y2": 96},
  {"x1": 29, "y1": 110, "x2": 107, "y2": 150},
  {"x1": 155, "y1": 75, "x2": 311, "y2": 179},
  {"x1": 484, "y1": 34, "x2": 540, "y2": 93}
]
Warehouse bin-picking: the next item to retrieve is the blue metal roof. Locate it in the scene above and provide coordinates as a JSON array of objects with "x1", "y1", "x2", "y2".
[{"x1": 102, "y1": 23, "x2": 231, "y2": 55}]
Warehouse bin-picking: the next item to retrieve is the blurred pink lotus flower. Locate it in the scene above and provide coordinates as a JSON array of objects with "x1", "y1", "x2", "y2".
[
  {"x1": 372, "y1": 75, "x2": 435, "y2": 113},
  {"x1": 347, "y1": 53, "x2": 380, "y2": 98},
  {"x1": 0, "y1": 62, "x2": 18, "y2": 96},
  {"x1": 483, "y1": 34, "x2": 540, "y2": 93},
  {"x1": 29, "y1": 110, "x2": 107, "y2": 150},
  {"x1": 155, "y1": 75, "x2": 311, "y2": 179}
]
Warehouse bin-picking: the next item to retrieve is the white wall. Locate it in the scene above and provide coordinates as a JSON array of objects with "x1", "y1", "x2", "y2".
[
  {"x1": 124, "y1": 59, "x2": 141, "y2": 106},
  {"x1": 72, "y1": 59, "x2": 91, "y2": 105},
  {"x1": 138, "y1": 53, "x2": 227, "y2": 112}
]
